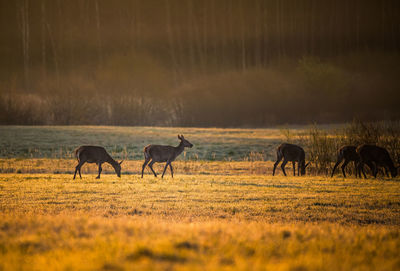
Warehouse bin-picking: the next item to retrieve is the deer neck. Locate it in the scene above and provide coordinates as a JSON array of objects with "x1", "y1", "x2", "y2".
[
  {"x1": 174, "y1": 141, "x2": 185, "y2": 157},
  {"x1": 387, "y1": 160, "x2": 396, "y2": 172},
  {"x1": 106, "y1": 155, "x2": 118, "y2": 167}
]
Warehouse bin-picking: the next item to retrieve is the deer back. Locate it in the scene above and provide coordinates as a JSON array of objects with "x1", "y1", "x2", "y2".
[
  {"x1": 145, "y1": 145, "x2": 179, "y2": 162},
  {"x1": 75, "y1": 146, "x2": 112, "y2": 163},
  {"x1": 338, "y1": 145, "x2": 359, "y2": 161},
  {"x1": 357, "y1": 144, "x2": 395, "y2": 168},
  {"x1": 279, "y1": 143, "x2": 305, "y2": 162}
]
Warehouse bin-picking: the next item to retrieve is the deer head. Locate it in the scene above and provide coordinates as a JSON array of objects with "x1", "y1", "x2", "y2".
[
  {"x1": 300, "y1": 162, "x2": 310, "y2": 176},
  {"x1": 178, "y1": 134, "x2": 193, "y2": 148},
  {"x1": 113, "y1": 160, "x2": 123, "y2": 177}
]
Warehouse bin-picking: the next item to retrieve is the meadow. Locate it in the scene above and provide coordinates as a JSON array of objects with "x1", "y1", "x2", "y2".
[
  {"x1": 0, "y1": 126, "x2": 287, "y2": 161},
  {"x1": 0, "y1": 126, "x2": 399, "y2": 270},
  {"x1": 1, "y1": 174, "x2": 400, "y2": 270}
]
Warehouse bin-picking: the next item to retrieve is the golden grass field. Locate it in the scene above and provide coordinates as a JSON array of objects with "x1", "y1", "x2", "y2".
[
  {"x1": 1, "y1": 172, "x2": 400, "y2": 271},
  {"x1": 0, "y1": 126, "x2": 399, "y2": 270}
]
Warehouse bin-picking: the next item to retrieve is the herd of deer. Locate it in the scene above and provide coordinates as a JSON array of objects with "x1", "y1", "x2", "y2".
[
  {"x1": 72, "y1": 135, "x2": 398, "y2": 179},
  {"x1": 273, "y1": 143, "x2": 399, "y2": 178},
  {"x1": 73, "y1": 135, "x2": 193, "y2": 179}
]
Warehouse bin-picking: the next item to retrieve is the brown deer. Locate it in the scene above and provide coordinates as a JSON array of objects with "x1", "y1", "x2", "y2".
[
  {"x1": 141, "y1": 135, "x2": 193, "y2": 178},
  {"x1": 272, "y1": 143, "x2": 309, "y2": 176},
  {"x1": 73, "y1": 146, "x2": 123, "y2": 179},
  {"x1": 356, "y1": 144, "x2": 399, "y2": 178},
  {"x1": 331, "y1": 145, "x2": 360, "y2": 178}
]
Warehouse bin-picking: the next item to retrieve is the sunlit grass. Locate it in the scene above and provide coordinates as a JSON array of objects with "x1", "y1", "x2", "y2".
[
  {"x1": 0, "y1": 158, "x2": 274, "y2": 176},
  {"x1": 1, "y1": 173, "x2": 399, "y2": 270},
  {"x1": 1, "y1": 125, "x2": 399, "y2": 270}
]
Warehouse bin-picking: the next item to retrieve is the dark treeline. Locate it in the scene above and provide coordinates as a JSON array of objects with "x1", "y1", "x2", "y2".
[{"x1": 1, "y1": 0, "x2": 400, "y2": 126}]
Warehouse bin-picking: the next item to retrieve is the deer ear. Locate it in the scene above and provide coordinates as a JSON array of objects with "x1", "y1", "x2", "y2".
[
  {"x1": 119, "y1": 160, "x2": 123, "y2": 165},
  {"x1": 181, "y1": 134, "x2": 185, "y2": 139},
  {"x1": 305, "y1": 162, "x2": 310, "y2": 168},
  {"x1": 178, "y1": 135, "x2": 182, "y2": 140}
]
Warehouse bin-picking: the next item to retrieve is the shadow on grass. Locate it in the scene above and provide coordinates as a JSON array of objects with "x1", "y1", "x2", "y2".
[
  {"x1": 224, "y1": 182, "x2": 302, "y2": 189},
  {"x1": 126, "y1": 247, "x2": 187, "y2": 263}
]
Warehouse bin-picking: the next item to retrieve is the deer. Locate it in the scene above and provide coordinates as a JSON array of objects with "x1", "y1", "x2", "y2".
[
  {"x1": 331, "y1": 145, "x2": 360, "y2": 178},
  {"x1": 356, "y1": 144, "x2": 399, "y2": 178},
  {"x1": 331, "y1": 145, "x2": 378, "y2": 178},
  {"x1": 141, "y1": 135, "x2": 193, "y2": 178},
  {"x1": 73, "y1": 146, "x2": 123, "y2": 179},
  {"x1": 272, "y1": 143, "x2": 309, "y2": 176}
]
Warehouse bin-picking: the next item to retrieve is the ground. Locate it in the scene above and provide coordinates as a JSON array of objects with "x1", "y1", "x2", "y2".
[
  {"x1": 0, "y1": 173, "x2": 399, "y2": 270},
  {"x1": 0, "y1": 126, "x2": 399, "y2": 270}
]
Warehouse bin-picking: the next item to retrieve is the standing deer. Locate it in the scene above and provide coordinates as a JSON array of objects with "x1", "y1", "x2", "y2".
[
  {"x1": 141, "y1": 135, "x2": 193, "y2": 178},
  {"x1": 356, "y1": 144, "x2": 398, "y2": 178},
  {"x1": 272, "y1": 143, "x2": 309, "y2": 176},
  {"x1": 73, "y1": 146, "x2": 123, "y2": 179},
  {"x1": 331, "y1": 145, "x2": 360, "y2": 178}
]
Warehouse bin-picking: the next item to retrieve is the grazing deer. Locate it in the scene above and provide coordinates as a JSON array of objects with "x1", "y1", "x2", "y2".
[
  {"x1": 141, "y1": 135, "x2": 193, "y2": 178},
  {"x1": 356, "y1": 144, "x2": 398, "y2": 178},
  {"x1": 331, "y1": 145, "x2": 360, "y2": 178},
  {"x1": 73, "y1": 146, "x2": 123, "y2": 179},
  {"x1": 272, "y1": 143, "x2": 309, "y2": 176},
  {"x1": 331, "y1": 145, "x2": 377, "y2": 178}
]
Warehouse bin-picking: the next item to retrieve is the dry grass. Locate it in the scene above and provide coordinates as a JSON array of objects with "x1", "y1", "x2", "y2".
[
  {"x1": 1, "y1": 173, "x2": 400, "y2": 270},
  {"x1": 1, "y1": 126, "x2": 400, "y2": 270},
  {"x1": 0, "y1": 158, "x2": 275, "y2": 176}
]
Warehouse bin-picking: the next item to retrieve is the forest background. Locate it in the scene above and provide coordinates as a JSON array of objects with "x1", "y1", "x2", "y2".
[{"x1": 1, "y1": 0, "x2": 400, "y2": 127}]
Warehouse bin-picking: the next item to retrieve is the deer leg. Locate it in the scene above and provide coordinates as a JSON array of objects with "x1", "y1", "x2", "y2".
[
  {"x1": 169, "y1": 163, "x2": 174, "y2": 178},
  {"x1": 373, "y1": 165, "x2": 378, "y2": 178},
  {"x1": 341, "y1": 159, "x2": 350, "y2": 178},
  {"x1": 74, "y1": 160, "x2": 83, "y2": 180},
  {"x1": 292, "y1": 161, "x2": 296, "y2": 176},
  {"x1": 148, "y1": 160, "x2": 157, "y2": 177},
  {"x1": 281, "y1": 160, "x2": 288, "y2": 176},
  {"x1": 74, "y1": 160, "x2": 85, "y2": 179},
  {"x1": 353, "y1": 161, "x2": 358, "y2": 177},
  {"x1": 96, "y1": 163, "x2": 102, "y2": 179},
  {"x1": 359, "y1": 165, "x2": 363, "y2": 178},
  {"x1": 364, "y1": 161, "x2": 376, "y2": 178},
  {"x1": 73, "y1": 165, "x2": 79, "y2": 180},
  {"x1": 359, "y1": 162, "x2": 367, "y2": 179},
  {"x1": 373, "y1": 163, "x2": 378, "y2": 178},
  {"x1": 331, "y1": 159, "x2": 342, "y2": 178},
  {"x1": 376, "y1": 166, "x2": 385, "y2": 177},
  {"x1": 384, "y1": 166, "x2": 390, "y2": 178},
  {"x1": 272, "y1": 157, "x2": 282, "y2": 176},
  {"x1": 141, "y1": 158, "x2": 150, "y2": 178},
  {"x1": 161, "y1": 161, "x2": 170, "y2": 178},
  {"x1": 297, "y1": 162, "x2": 300, "y2": 176},
  {"x1": 356, "y1": 162, "x2": 361, "y2": 178},
  {"x1": 354, "y1": 163, "x2": 360, "y2": 178}
]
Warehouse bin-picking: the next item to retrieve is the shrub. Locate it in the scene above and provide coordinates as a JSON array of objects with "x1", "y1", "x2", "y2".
[{"x1": 304, "y1": 120, "x2": 400, "y2": 175}]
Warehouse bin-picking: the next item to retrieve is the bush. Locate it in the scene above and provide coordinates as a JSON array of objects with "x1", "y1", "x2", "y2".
[
  {"x1": 304, "y1": 120, "x2": 400, "y2": 175},
  {"x1": 303, "y1": 126, "x2": 337, "y2": 175}
]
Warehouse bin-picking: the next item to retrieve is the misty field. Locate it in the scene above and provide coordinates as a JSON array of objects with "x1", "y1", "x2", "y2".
[
  {"x1": 1, "y1": 126, "x2": 400, "y2": 270},
  {"x1": 0, "y1": 125, "x2": 294, "y2": 161}
]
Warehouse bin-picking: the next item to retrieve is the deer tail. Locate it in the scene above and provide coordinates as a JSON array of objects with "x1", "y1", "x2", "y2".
[
  {"x1": 74, "y1": 147, "x2": 81, "y2": 161},
  {"x1": 276, "y1": 146, "x2": 284, "y2": 160},
  {"x1": 143, "y1": 145, "x2": 151, "y2": 159}
]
